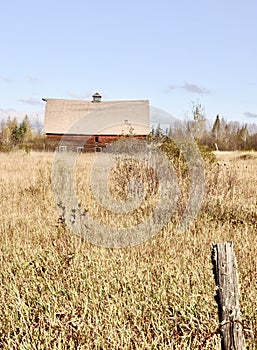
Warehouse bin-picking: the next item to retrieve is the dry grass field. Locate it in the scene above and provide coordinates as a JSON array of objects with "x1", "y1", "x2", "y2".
[{"x1": 0, "y1": 150, "x2": 256, "y2": 349}]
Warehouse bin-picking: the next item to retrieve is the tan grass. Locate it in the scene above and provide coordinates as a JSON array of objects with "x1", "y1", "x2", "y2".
[
  {"x1": 74, "y1": 155, "x2": 160, "y2": 229},
  {"x1": 0, "y1": 150, "x2": 256, "y2": 349}
]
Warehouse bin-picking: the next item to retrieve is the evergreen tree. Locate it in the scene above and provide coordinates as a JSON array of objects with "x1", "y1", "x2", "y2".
[
  {"x1": 6, "y1": 117, "x2": 19, "y2": 144},
  {"x1": 238, "y1": 124, "x2": 248, "y2": 149},
  {"x1": 212, "y1": 115, "x2": 221, "y2": 141},
  {"x1": 154, "y1": 124, "x2": 163, "y2": 142},
  {"x1": 191, "y1": 102, "x2": 206, "y2": 140},
  {"x1": 18, "y1": 115, "x2": 32, "y2": 142}
]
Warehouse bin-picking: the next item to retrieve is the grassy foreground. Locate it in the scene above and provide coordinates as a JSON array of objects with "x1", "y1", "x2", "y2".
[{"x1": 0, "y1": 150, "x2": 256, "y2": 349}]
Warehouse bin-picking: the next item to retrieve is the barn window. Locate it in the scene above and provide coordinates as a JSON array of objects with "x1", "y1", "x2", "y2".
[
  {"x1": 59, "y1": 145, "x2": 67, "y2": 152},
  {"x1": 77, "y1": 147, "x2": 83, "y2": 153},
  {"x1": 95, "y1": 136, "x2": 99, "y2": 142},
  {"x1": 95, "y1": 146, "x2": 102, "y2": 153}
]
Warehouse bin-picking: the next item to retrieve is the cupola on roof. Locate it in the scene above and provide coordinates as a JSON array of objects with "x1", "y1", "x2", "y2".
[{"x1": 92, "y1": 92, "x2": 102, "y2": 103}]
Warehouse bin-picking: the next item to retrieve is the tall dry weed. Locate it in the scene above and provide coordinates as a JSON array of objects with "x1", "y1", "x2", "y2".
[{"x1": 0, "y1": 151, "x2": 256, "y2": 349}]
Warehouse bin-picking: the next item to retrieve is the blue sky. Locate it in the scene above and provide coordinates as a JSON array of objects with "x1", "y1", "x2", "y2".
[{"x1": 1, "y1": 0, "x2": 257, "y2": 129}]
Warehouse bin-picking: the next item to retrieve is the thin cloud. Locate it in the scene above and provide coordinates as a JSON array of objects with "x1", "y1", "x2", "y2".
[
  {"x1": 166, "y1": 85, "x2": 177, "y2": 91},
  {"x1": 26, "y1": 74, "x2": 40, "y2": 82},
  {"x1": 0, "y1": 108, "x2": 44, "y2": 125},
  {"x1": 0, "y1": 108, "x2": 17, "y2": 115},
  {"x1": 67, "y1": 91, "x2": 93, "y2": 100},
  {"x1": 19, "y1": 98, "x2": 43, "y2": 106},
  {"x1": 166, "y1": 82, "x2": 210, "y2": 94},
  {"x1": 182, "y1": 82, "x2": 210, "y2": 94},
  {"x1": 0, "y1": 108, "x2": 23, "y2": 121},
  {"x1": 244, "y1": 112, "x2": 257, "y2": 118},
  {"x1": 0, "y1": 76, "x2": 12, "y2": 83}
]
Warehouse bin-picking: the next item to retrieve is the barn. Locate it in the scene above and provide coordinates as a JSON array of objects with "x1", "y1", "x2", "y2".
[{"x1": 43, "y1": 93, "x2": 150, "y2": 152}]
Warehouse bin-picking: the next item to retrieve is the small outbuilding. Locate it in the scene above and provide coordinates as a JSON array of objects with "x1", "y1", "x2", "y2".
[{"x1": 43, "y1": 93, "x2": 150, "y2": 152}]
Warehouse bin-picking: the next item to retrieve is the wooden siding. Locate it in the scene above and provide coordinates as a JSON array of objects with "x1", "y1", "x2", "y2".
[{"x1": 45, "y1": 134, "x2": 147, "y2": 152}]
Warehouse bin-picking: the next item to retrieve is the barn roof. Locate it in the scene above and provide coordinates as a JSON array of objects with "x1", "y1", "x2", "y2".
[{"x1": 43, "y1": 96, "x2": 150, "y2": 136}]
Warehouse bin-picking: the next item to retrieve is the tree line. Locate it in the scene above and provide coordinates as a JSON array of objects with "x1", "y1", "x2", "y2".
[
  {"x1": 152, "y1": 103, "x2": 257, "y2": 151},
  {"x1": 0, "y1": 115, "x2": 45, "y2": 152},
  {"x1": 1, "y1": 108, "x2": 257, "y2": 152}
]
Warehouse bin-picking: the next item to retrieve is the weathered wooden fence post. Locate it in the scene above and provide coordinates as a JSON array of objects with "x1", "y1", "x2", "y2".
[{"x1": 211, "y1": 241, "x2": 245, "y2": 350}]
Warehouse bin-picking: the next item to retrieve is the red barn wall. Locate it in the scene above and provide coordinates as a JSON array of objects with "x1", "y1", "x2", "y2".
[{"x1": 45, "y1": 134, "x2": 146, "y2": 152}]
